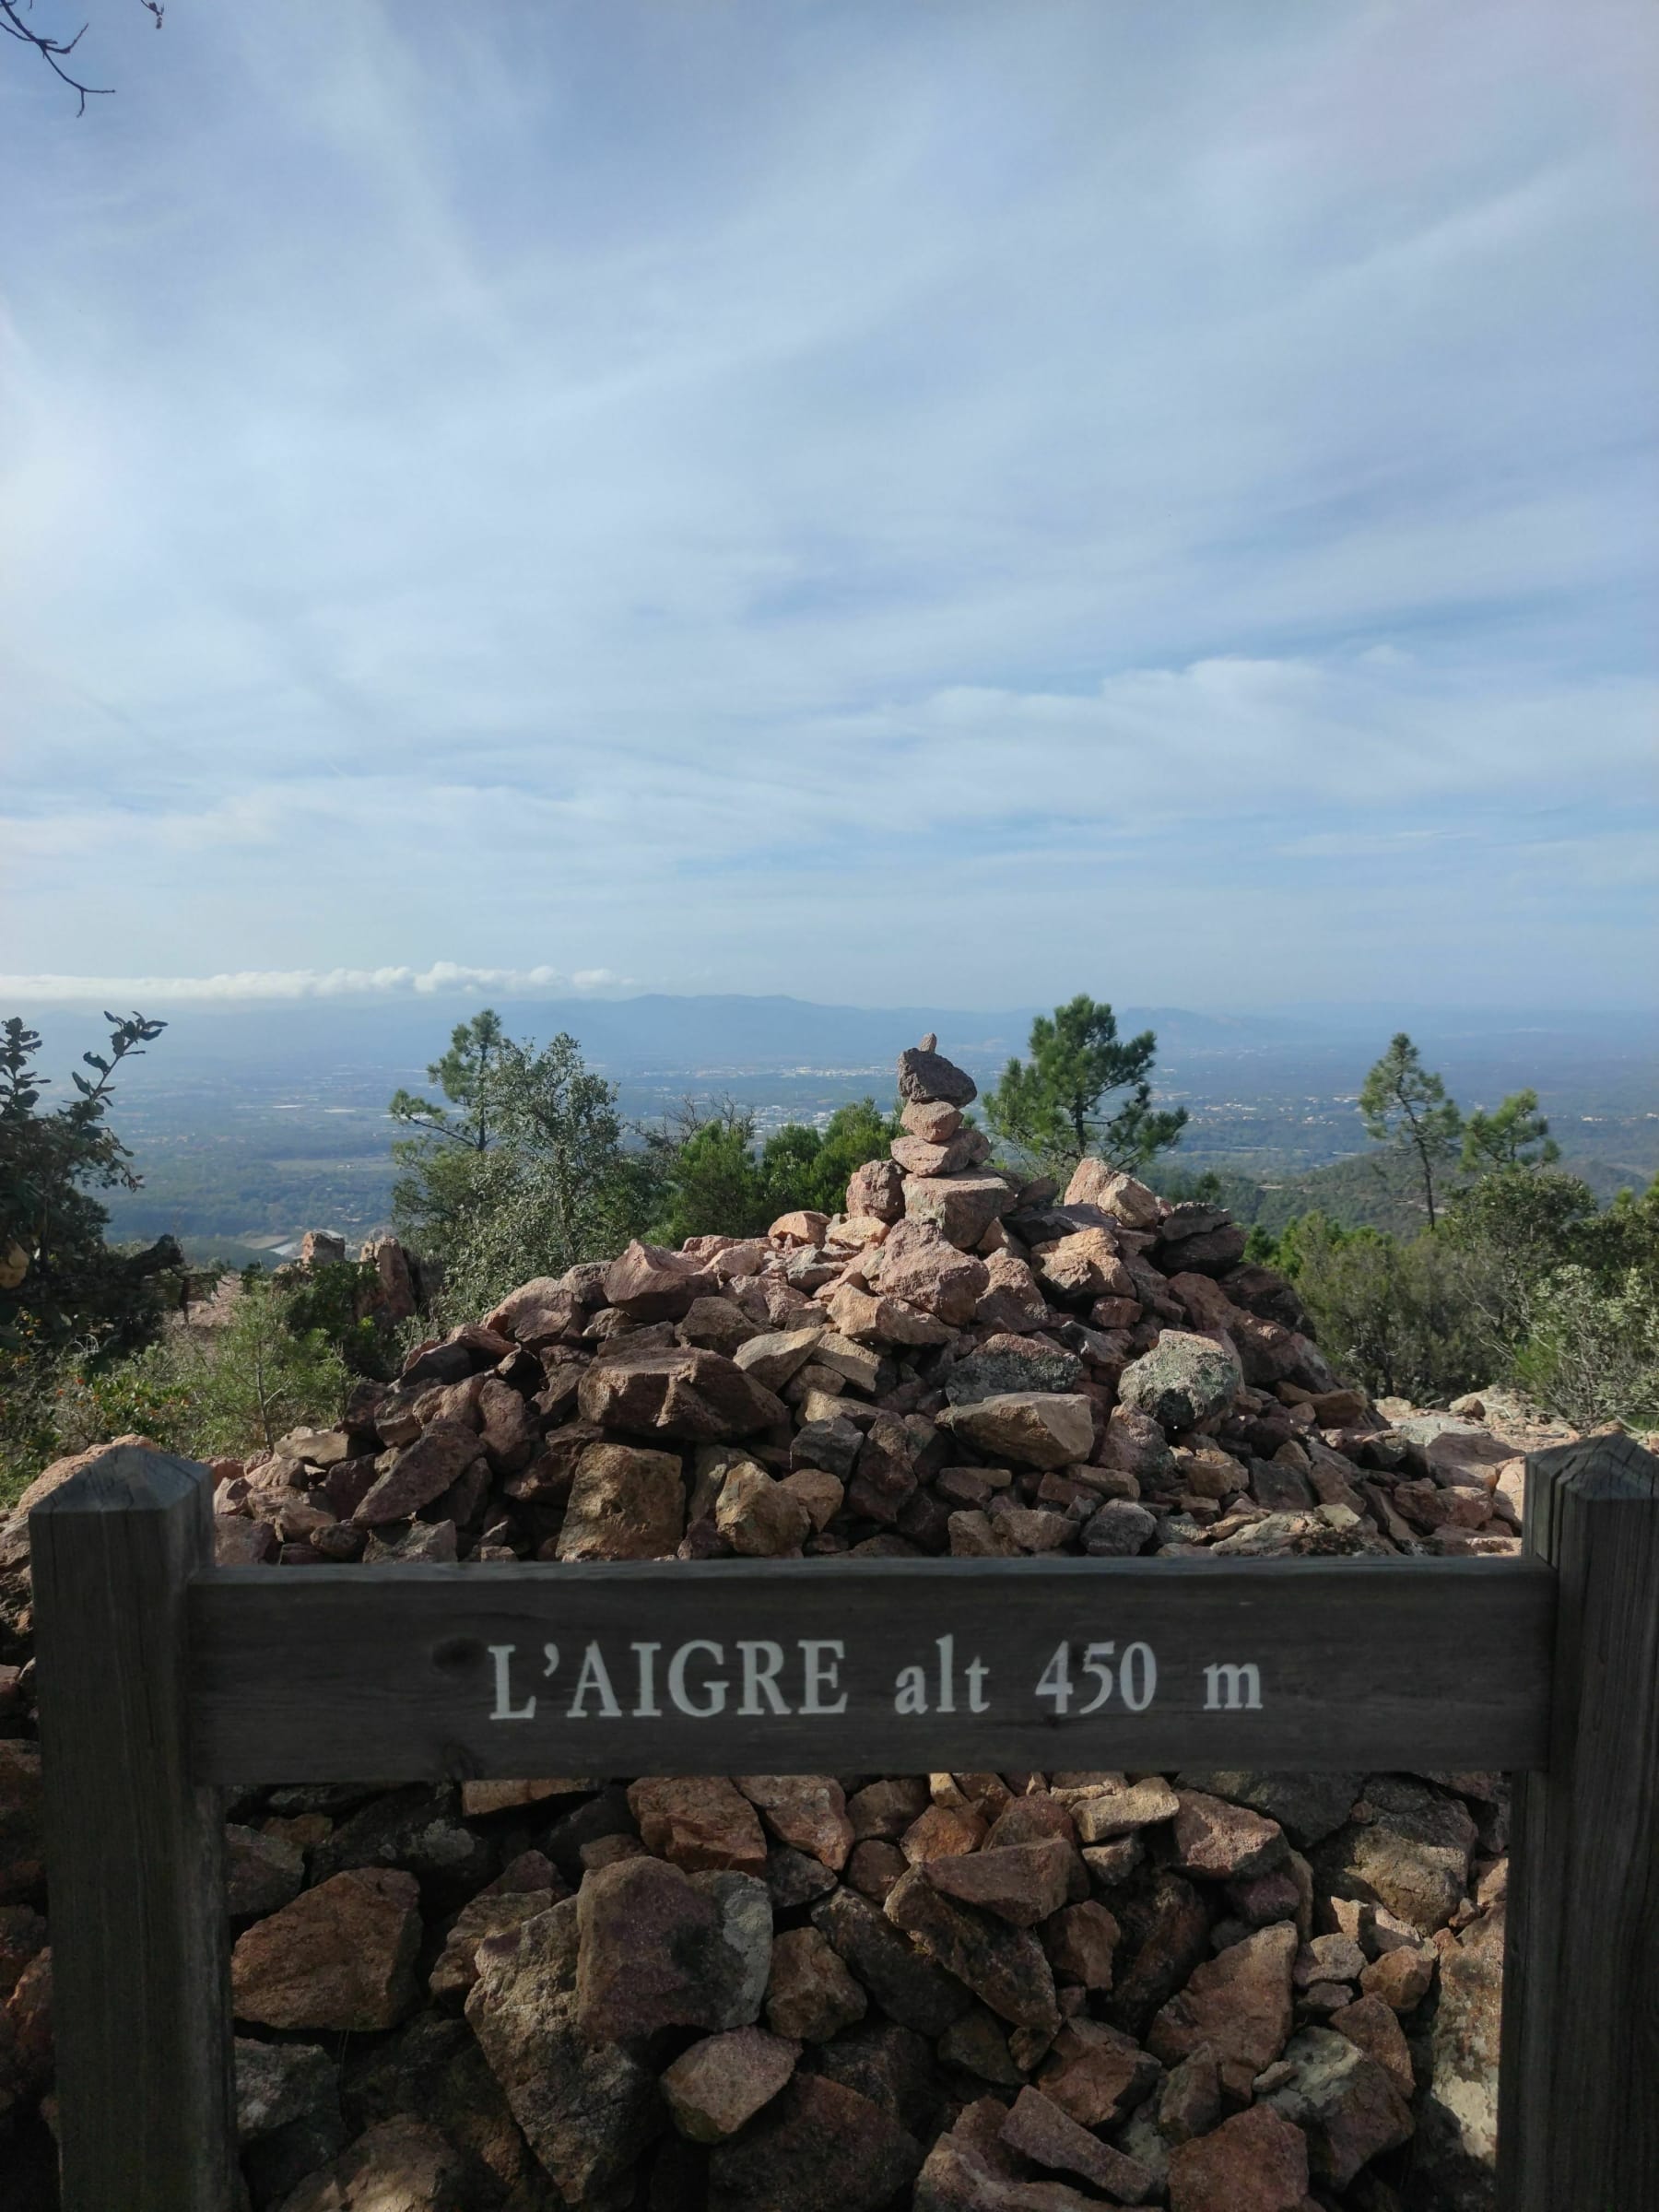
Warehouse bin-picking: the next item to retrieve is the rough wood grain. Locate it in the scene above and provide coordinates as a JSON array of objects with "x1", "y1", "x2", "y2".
[
  {"x1": 1498, "y1": 1434, "x2": 1659, "y2": 2210},
  {"x1": 30, "y1": 1447, "x2": 236, "y2": 2212},
  {"x1": 188, "y1": 1552, "x2": 1554, "y2": 1781}
]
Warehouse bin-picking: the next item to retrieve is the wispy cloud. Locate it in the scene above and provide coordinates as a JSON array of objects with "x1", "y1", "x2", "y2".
[{"x1": 0, "y1": 0, "x2": 1653, "y2": 1008}]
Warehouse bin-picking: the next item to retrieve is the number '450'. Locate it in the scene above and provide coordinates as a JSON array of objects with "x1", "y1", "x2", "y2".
[{"x1": 1035, "y1": 1641, "x2": 1157, "y2": 1715}]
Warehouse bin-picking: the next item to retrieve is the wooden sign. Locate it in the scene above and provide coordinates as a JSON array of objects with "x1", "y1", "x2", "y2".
[
  {"x1": 26, "y1": 1435, "x2": 1659, "y2": 2212},
  {"x1": 191, "y1": 1552, "x2": 1555, "y2": 1781}
]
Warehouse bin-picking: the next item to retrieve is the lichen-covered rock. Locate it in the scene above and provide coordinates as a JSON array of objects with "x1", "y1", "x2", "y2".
[
  {"x1": 1117, "y1": 1331, "x2": 1243, "y2": 1430},
  {"x1": 1265, "y1": 2023, "x2": 1414, "y2": 2187},
  {"x1": 1415, "y1": 1900, "x2": 1505, "y2": 2208},
  {"x1": 1311, "y1": 1775, "x2": 1477, "y2": 1935}
]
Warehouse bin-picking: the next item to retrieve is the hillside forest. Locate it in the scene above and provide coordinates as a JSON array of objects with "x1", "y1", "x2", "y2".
[{"x1": 2, "y1": 999, "x2": 1655, "y2": 1503}]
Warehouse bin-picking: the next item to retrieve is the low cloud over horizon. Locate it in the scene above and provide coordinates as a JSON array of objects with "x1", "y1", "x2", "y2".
[{"x1": 2, "y1": 0, "x2": 1654, "y2": 1007}]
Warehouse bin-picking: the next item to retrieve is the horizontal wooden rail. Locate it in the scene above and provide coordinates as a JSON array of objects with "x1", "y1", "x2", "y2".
[{"x1": 189, "y1": 1551, "x2": 1557, "y2": 1780}]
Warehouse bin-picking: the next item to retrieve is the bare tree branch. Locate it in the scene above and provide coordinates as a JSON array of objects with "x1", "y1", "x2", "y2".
[{"x1": 1, "y1": 0, "x2": 163, "y2": 115}]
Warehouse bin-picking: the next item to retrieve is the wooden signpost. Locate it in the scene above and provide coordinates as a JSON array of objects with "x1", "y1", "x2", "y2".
[{"x1": 27, "y1": 1432, "x2": 1659, "y2": 2209}]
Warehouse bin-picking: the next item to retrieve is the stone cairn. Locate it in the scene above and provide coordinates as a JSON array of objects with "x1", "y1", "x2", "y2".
[{"x1": 0, "y1": 1040, "x2": 1547, "y2": 2211}]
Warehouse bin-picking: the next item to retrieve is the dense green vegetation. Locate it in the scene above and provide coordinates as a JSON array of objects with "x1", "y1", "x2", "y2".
[{"x1": 1237, "y1": 1033, "x2": 1659, "y2": 1425}]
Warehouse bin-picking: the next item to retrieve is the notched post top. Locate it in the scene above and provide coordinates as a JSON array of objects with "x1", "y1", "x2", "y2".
[{"x1": 1530, "y1": 1431, "x2": 1659, "y2": 1502}]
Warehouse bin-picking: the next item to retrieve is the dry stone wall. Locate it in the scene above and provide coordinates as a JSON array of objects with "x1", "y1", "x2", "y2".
[{"x1": 0, "y1": 1040, "x2": 1547, "y2": 2210}]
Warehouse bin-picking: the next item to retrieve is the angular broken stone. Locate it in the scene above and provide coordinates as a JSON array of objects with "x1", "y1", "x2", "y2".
[
  {"x1": 1157, "y1": 2043, "x2": 1222, "y2": 2146},
  {"x1": 603, "y1": 1240, "x2": 716, "y2": 1319},
  {"x1": 661, "y1": 2024, "x2": 801, "y2": 2143},
  {"x1": 1311, "y1": 1774, "x2": 1477, "y2": 1935},
  {"x1": 1036, "y1": 2016, "x2": 1160, "y2": 2128},
  {"x1": 1066, "y1": 1776, "x2": 1180, "y2": 1842},
  {"x1": 428, "y1": 1885, "x2": 564, "y2": 2008},
  {"x1": 946, "y1": 1337, "x2": 1086, "y2": 1405},
  {"x1": 976, "y1": 1251, "x2": 1052, "y2": 1333},
  {"x1": 734, "y1": 1324, "x2": 827, "y2": 1390},
  {"x1": 272, "y1": 2117, "x2": 474, "y2": 2212},
  {"x1": 679, "y1": 1294, "x2": 766, "y2": 1355},
  {"x1": 892, "y1": 1129, "x2": 993, "y2": 1178},
  {"x1": 715, "y1": 1463, "x2": 812, "y2": 1555},
  {"x1": 849, "y1": 1777, "x2": 931, "y2": 1840},
  {"x1": 707, "y1": 2073, "x2": 923, "y2": 2212},
  {"x1": 999, "y1": 2084, "x2": 1158, "y2": 2203},
  {"x1": 555, "y1": 1441, "x2": 686, "y2": 1559},
  {"x1": 735, "y1": 1775, "x2": 853, "y2": 1870},
  {"x1": 923, "y1": 1839, "x2": 1076, "y2": 1927},
  {"x1": 886, "y1": 1866, "x2": 1060, "y2": 2033},
  {"x1": 812, "y1": 1887, "x2": 973, "y2": 2037},
  {"x1": 225, "y1": 1823, "x2": 306, "y2": 1920},
  {"x1": 876, "y1": 1218, "x2": 992, "y2": 1323},
  {"x1": 1064, "y1": 1159, "x2": 1161, "y2": 1226},
  {"x1": 1081, "y1": 1496, "x2": 1159, "y2": 1556},
  {"x1": 1041, "y1": 1900, "x2": 1118, "y2": 1989},
  {"x1": 777, "y1": 1465, "x2": 844, "y2": 1530},
  {"x1": 231, "y1": 1868, "x2": 421, "y2": 2032},
  {"x1": 765, "y1": 1924, "x2": 868, "y2": 2041},
  {"x1": 1166, "y1": 2101, "x2": 1311, "y2": 2212},
  {"x1": 937, "y1": 1392, "x2": 1095, "y2": 1469},
  {"x1": 1031, "y1": 1230, "x2": 1136, "y2": 1305},
  {"x1": 1174, "y1": 1771, "x2": 1361, "y2": 1852},
  {"x1": 1417, "y1": 1900, "x2": 1504, "y2": 2196},
  {"x1": 352, "y1": 1420, "x2": 482, "y2": 1526},
  {"x1": 1359, "y1": 1940, "x2": 1437, "y2": 2013},
  {"x1": 1329, "y1": 1990, "x2": 1414, "y2": 2099},
  {"x1": 900, "y1": 1099, "x2": 964, "y2": 1142},
  {"x1": 903, "y1": 1174, "x2": 1013, "y2": 1251},
  {"x1": 1171, "y1": 1791, "x2": 1288, "y2": 1881},
  {"x1": 1264, "y1": 2023, "x2": 1413, "y2": 2188},
  {"x1": 901, "y1": 1802, "x2": 988, "y2": 1864},
  {"x1": 847, "y1": 1157, "x2": 906, "y2": 1222},
  {"x1": 574, "y1": 1855, "x2": 770, "y2": 2037},
  {"x1": 1148, "y1": 1921, "x2": 1297, "y2": 2097},
  {"x1": 898, "y1": 1045, "x2": 979, "y2": 1107},
  {"x1": 628, "y1": 1775, "x2": 769, "y2": 1874},
  {"x1": 578, "y1": 1343, "x2": 786, "y2": 1441},
  {"x1": 465, "y1": 1899, "x2": 660, "y2": 2202}
]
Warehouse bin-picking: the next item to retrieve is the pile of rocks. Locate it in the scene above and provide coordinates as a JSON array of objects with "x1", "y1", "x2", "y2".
[{"x1": 0, "y1": 1040, "x2": 1539, "y2": 2209}]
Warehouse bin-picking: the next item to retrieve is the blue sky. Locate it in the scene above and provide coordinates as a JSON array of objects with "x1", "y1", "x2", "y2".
[{"x1": 2, "y1": 0, "x2": 1654, "y2": 1013}]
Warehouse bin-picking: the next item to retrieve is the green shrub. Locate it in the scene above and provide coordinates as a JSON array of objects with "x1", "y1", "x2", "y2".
[{"x1": 1277, "y1": 1213, "x2": 1489, "y2": 1405}]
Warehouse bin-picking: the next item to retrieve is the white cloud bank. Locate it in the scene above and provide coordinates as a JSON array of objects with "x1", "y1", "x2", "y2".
[{"x1": 0, "y1": 964, "x2": 624, "y2": 1006}]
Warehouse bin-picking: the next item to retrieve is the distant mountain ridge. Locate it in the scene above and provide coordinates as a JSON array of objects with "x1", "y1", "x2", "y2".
[{"x1": 68, "y1": 993, "x2": 1314, "y2": 1079}]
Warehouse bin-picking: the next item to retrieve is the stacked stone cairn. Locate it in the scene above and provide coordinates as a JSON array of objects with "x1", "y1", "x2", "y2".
[{"x1": 0, "y1": 1039, "x2": 1543, "y2": 2210}]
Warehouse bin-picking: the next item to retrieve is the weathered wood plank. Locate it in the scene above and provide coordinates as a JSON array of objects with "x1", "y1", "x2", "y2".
[
  {"x1": 1498, "y1": 1434, "x2": 1659, "y2": 2210},
  {"x1": 30, "y1": 1448, "x2": 236, "y2": 2212},
  {"x1": 190, "y1": 1552, "x2": 1554, "y2": 1781}
]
